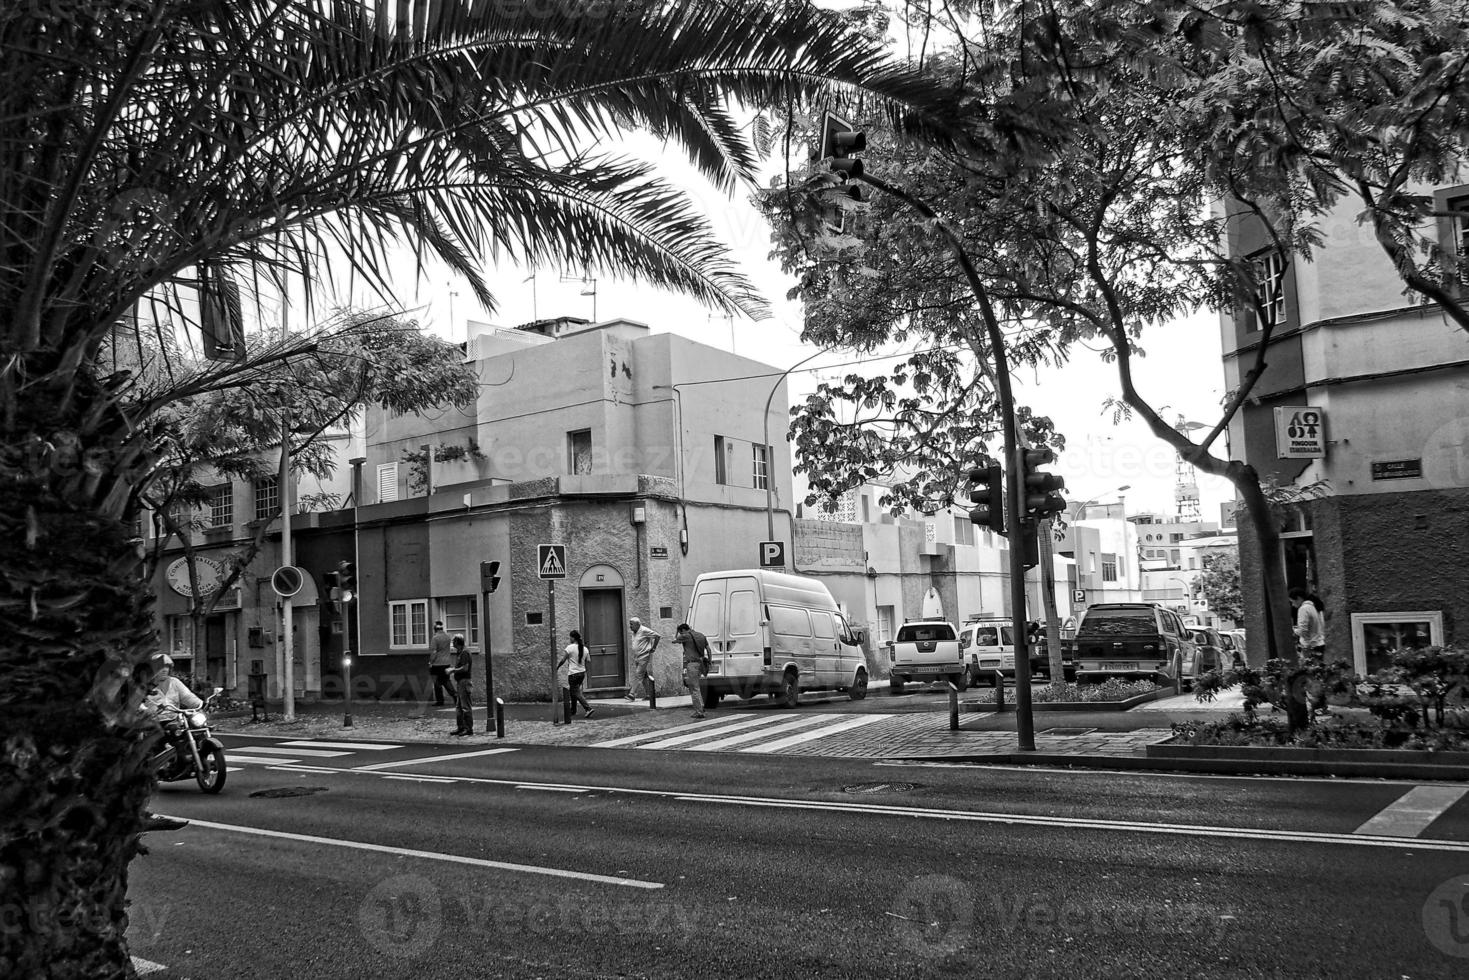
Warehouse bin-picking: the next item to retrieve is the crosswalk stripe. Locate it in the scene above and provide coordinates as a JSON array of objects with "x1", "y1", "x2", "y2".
[
  {"x1": 688, "y1": 714, "x2": 834, "y2": 751},
  {"x1": 589, "y1": 715, "x2": 759, "y2": 748},
  {"x1": 228, "y1": 754, "x2": 301, "y2": 765},
  {"x1": 232, "y1": 746, "x2": 350, "y2": 757},
  {"x1": 634, "y1": 716, "x2": 783, "y2": 750},
  {"x1": 277, "y1": 741, "x2": 403, "y2": 751},
  {"x1": 740, "y1": 714, "x2": 890, "y2": 753},
  {"x1": 131, "y1": 957, "x2": 166, "y2": 975},
  {"x1": 1354, "y1": 785, "x2": 1468, "y2": 837}
]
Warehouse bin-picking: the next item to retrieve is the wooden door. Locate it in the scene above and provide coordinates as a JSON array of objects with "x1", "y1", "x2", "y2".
[{"x1": 581, "y1": 589, "x2": 625, "y2": 690}]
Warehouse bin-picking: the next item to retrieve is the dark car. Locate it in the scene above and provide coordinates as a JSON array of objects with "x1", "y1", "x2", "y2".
[{"x1": 1066, "y1": 603, "x2": 1196, "y2": 688}]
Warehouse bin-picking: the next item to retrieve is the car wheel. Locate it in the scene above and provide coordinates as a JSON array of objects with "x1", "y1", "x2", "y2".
[
  {"x1": 951, "y1": 671, "x2": 969, "y2": 693},
  {"x1": 848, "y1": 670, "x2": 868, "y2": 701},
  {"x1": 703, "y1": 688, "x2": 722, "y2": 709},
  {"x1": 889, "y1": 676, "x2": 905, "y2": 695},
  {"x1": 962, "y1": 666, "x2": 978, "y2": 690},
  {"x1": 776, "y1": 669, "x2": 799, "y2": 708}
]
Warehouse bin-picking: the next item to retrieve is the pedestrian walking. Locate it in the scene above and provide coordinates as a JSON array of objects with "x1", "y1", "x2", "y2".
[
  {"x1": 1289, "y1": 587, "x2": 1326, "y2": 657},
  {"x1": 429, "y1": 621, "x2": 454, "y2": 706},
  {"x1": 674, "y1": 623, "x2": 712, "y2": 719},
  {"x1": 559, "y1": 630, "x2": 595, "y2": 717},
  {"x1": 626, "y1": 617, "x2": 660, "y2": 702},
  {"x1": 450, "y1": 634, "x2": 474, "y2": 736}
]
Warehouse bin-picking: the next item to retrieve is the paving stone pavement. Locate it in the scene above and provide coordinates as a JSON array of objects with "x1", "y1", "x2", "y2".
[{"x1": 770, "y1": 713, "x2": 1176, "y2": 759}]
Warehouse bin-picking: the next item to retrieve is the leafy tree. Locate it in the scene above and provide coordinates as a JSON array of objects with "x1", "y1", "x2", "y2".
[
  {"x1": 1197, "y1": 552, "x2": 1244, "y2": 625},
  {"x1": 0, "y1": 1, "x2": 955, "y2": 973}
]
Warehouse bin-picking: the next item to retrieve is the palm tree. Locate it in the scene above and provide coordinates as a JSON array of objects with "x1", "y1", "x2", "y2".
[{"x1": 0, "y1": 1, "x2": 952, "y2": 973}]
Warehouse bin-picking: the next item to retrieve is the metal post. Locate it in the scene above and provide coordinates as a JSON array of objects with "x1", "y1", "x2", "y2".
[
  {"x1": 994, "y1": 670, "x2": 1005, "y2": 711},
  {"x1": 548, "y1": 579, "x2": 558, "y2": 723},
  {"x1": 563, "y1": 689, "x2": 573, "y2": 725},
  {"x1": 343, "y1": 655, "x2": 353, "y2": 728},
  {"x1": 648, "y1": 676, "x2": 657, "y2": 710},
  {"x1": 279, "y1": 411, "x2": 295, "y2": 722},
  {"x1": 494, "y1": 697, "x2": 505, "y2": 739},
  {"x1": 948, "y1": 681, "x2": 959, "y2": 731},
  {"x1": 481, "y1": 588, "x2": 495, "y2": 726}
]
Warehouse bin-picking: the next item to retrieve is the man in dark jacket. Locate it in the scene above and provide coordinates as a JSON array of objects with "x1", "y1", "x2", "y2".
[{"x1": 674, "y1": 623, "x2": 712, "y2": 719}]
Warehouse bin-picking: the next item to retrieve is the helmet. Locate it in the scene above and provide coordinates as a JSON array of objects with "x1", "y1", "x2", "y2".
[{"x1": 158, "y1": 654, "x2": 174, "y2": 668}]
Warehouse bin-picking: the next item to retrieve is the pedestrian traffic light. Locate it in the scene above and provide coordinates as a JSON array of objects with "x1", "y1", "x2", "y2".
[
  {"x1": 480, "y1": 560, "x2": 501, "y2": 595},
  {"x1": 815, "y1": 111, "x2": 866, "y2": 180},
  {"x1": 337, "y1": 560, "x2": 356, "y2": 603},
  {"x1": 1020, "y1": 448, "x2": 1067, "y2": 521},
  {"x1": 966, "y1": 463, "x2": 1005, "y2": 535}
]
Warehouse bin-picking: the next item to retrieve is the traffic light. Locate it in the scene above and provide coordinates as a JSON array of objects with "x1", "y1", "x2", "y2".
[
  {"x1": 1019, "y1": 448, "x2": 1067, "y2": 521},
  {"x1": 321, "y1": 570, "x2": 341, "y2": 601},
  {"x1": 199, "y1": 262, "x2": 246, "y2": 362},
  {"x1": 966, "y1": 463, "x2": 1005, "y2": 535},
  {"x1": 337, "y1": 560, "x2": 356, "y2": 603},
  {"x1": 815, "y1": 111, "x2": 866, "y2": 180},
  {"x1": 480, "y1": 560, "x2": 501, "y2": 595}
]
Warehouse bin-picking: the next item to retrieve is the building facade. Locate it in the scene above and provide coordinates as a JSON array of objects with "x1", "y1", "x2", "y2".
[{"x1": 1221, "y1": 189, "x2": 1469, "y2": 673}]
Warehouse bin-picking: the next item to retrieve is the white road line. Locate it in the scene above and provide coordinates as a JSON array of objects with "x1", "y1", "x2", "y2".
[
  {"x1": 176, "y1": 817, "x2": 663, "y2": 889},
  {"x1": 383, "y1": 775, "x2": 458, "y2": 784},
  {"x1": 277, "y1": 740, "x2": 403, "y2": 751},
  {"x1": 589, "y1": 715, "x2": 742, "y2": 747},
  {"x1": 230, "y1": 746, "x2": 351, "y2": 758},
  {"x1": 688, "y1": 714, "x2": 834, "y2": 751},
  {"x1": 353, "y1": 747, "x2": 517, "y2": 771},
  {"x1": 516, "y1": 785, "x2": 588, "y2": 793},
  {"x1": 267, "y1": 765, "x2": 338, "y2": 774},
  {"x1": 130, "y1": 956, "x2": 166, "y2": 975},
  {"x1": 229, "y1": 754, "x2": 302, "y2": 765},
  {"x1": 226, "y1": 767, "x2": 243, "y2": 773},
  {"x1": 1354, "y1": 785, "x2": 1469, "y2": 837},
  {"x1": 741, "y1": 714, "x2": 889, "y2": 753},
  {"x1": 636, "y1": 716, "x2": 785, "y2": 750}
]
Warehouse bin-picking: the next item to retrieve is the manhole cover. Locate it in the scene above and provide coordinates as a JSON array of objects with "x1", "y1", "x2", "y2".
[
  {"x1": 1038, "y1": 727, "x2": 1097, "y2": 737},
  {"x1": 249, "y1": 786, "x2": 330, "y2": 799},
  {"x1": 843, "y1": 781, "x2": 920, "y2": 794}
]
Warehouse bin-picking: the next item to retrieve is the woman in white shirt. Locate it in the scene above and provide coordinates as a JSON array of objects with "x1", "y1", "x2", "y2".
[{"x1": 559, "y1": 630, "x2": 595, "y2": 717}]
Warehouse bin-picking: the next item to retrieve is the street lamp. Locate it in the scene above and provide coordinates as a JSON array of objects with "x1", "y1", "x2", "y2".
[
  {"x1": 1167, "y1": 576, "x2": 1193, "y2": 613},
  {"x1": 764, "y1": 350, "x2": 829, "y2": 542},
  {"x1": 1066, "y1": 484, "x2": 1132, "y2": 523}
]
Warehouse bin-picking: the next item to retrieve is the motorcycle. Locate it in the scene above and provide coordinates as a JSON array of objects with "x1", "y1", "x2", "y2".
[{"x1": 155, "y1": 688, "x2": 228, "y2": 794}]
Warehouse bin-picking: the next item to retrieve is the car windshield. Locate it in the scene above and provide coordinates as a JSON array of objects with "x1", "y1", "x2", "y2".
[
  {"x1": 897, "y1": 624, "x2": 954, "y2": 642},
  {"x1": 1079, "y1": 609, "x2": 1157, "y2": 636}
]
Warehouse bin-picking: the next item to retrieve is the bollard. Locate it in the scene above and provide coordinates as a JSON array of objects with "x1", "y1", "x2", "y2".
[
  {"x1": 563, "y1": 689, "x2": 573, "y2": 725},
  {"x1": 494, "y1": 697, "x2": 506, "y2": 739},
  {"x1": 994, "y1": 670, "x2": 1005, "y2": 711},
  {"x1": 948, "y1": 681, "x2": 959, "y2": 731},
  {"x1": 648, "y1": 676, "x2": 657, "y2": 710}
]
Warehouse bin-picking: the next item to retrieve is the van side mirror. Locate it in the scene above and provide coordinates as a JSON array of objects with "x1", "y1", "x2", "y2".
[{"x1": 847, "y1": 628, "x2": 867, "y2": 647}]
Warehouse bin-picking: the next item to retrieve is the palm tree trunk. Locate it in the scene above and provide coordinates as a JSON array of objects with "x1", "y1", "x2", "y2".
[{"x1": 1, "y1": 376, "x2": 160, "y2": 977}]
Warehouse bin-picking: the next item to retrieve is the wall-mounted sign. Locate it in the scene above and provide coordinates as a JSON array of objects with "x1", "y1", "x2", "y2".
[
  {"x1": 1274, "y1": 406, "x2": 1326, "y2": 458},
  {"x1": 1072, "y1": 589, "x2": 1087, "y2": 604},
  {"x1": 759, "y1": 541, "x2": 786, "y2": 567},
  {"x1": 165, "y1": 556, "x2": 229, "y2": 597},
  {"x1": 1371, "y1": 458, "x2": 1423, "y2": 481},
  {"x1": 649, "y1": 546, "x2": 669, "y2": 559}
]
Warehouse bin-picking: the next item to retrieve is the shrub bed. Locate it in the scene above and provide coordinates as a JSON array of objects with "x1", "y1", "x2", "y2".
[
  {"x1": 969, "y1": 678, "x2": 1159, "y2": 704},
  {"x1": 1171, "y1": 715, "x2": 1469, "y2": 751}
]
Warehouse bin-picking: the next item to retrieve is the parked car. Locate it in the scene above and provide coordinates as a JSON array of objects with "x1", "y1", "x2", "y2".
[
  {"x1": 687, "y1": 569, "x2": 869, "y2": 708},
  {"x1": 960, "y1": 619, "x2": 1076, "y2": 685},
  {"x1": 1185, "y1": 627, "x2": 1226, "y2": 688},
  {"x1": 1223, "y1": 629, "x2": 1248, "y2": 667},
  {"x1": 1065, "y1": 603, "x2": 1196, "y2": 688},
  {"x1": 888, "y1": 620, "x2": 963, "y2": 693}
]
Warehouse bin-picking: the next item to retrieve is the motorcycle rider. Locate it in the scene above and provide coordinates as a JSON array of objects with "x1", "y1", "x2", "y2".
[{"x1": 140, "y1": 653, "x2": 202, "y2": 833}]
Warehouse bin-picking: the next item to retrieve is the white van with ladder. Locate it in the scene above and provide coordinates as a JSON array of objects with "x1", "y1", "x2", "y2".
[{"x1": 687, "y1": 569, "x2": 869, "y2": 708}]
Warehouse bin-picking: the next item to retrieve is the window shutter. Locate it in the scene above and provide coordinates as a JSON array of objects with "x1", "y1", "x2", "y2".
[{"x1": 377, "y1": 463, "x2": 399, "y2": 503}]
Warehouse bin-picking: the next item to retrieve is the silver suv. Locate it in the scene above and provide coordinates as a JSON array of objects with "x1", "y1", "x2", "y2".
[{"x1": 887, "y1": 620, "x2": 963, "y2": 694}]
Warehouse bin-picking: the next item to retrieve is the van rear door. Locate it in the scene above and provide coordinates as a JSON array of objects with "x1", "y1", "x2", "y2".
[
  {"x1": 723, "y1": 577, "x2": 764, "y2": 680},
  {"x1": 688, "y1": 578, "x2": 728, "y2": 675}
]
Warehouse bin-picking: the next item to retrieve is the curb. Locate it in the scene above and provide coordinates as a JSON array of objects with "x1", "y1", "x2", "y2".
[
  {"x1": 890, "y1": 750, "x2": 1469, "y2": 780},
  {"x1": 977, "y1": 687, "x2": 1177, "y2": 713}
]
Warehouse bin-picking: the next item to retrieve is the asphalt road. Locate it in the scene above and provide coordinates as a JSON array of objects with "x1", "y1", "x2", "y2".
[{"x1": 126, "y1": 737, "x2": 1469, "y2": 980}]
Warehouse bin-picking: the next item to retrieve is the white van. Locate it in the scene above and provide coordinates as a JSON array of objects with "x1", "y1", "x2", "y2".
[
  {"x1": 958, "y1": 619, "x2": 1017, "y2": 686},
  {"x1": 687, "y1": 569, "x2": 869, "y2": 708}
]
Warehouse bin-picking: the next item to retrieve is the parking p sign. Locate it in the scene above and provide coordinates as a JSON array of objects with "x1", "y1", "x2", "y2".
[{"x1": 759, "y1": 541, "x2": 785, "y2": 568}]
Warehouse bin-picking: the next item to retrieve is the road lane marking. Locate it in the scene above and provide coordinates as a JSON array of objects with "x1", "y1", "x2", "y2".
[
  {"x1": 1354, "y1": 785, "x2": 1469, "y2": 837},
  {"x1": 228, "y1": 754, "x2": 302, "y2": 765},
  {"x1": 589, "y1": 715, "x2": 742, "y2": 747},
  {"x1": 353, "y1": 747, "x2": 517, "y2": 771},
  {"x1": 516, "y1": 785, "x2": 588, "y2": 793},
  {"x1": 175, "y1": 817, "x2": 662, "y2": 889},
  {"x1": 882, "y1": 760, "x2": 1437, "y2": 787},
  {"x1": 278, "y1": 740, "x2": 403, "y2": 751},
  {"x1": 130, "y1": 957, "x2": 166, "y2": 975},
  {"x1": 237, "y1": 746, "x2": 351, "y2": 758},
  {"x1": 267, "y1": 765, "x2": 338, "y2": 774},
  {"x1": 741, "y1": 714, "x2": 889, "y2": 753},
  {"x1": 635, "y1": 716, "x2": 782, "y2": 749},
  {"x1": 688, "y1": 714, "x2": 833, "y2": 751},
  {"x1": 383, "y1": 775, "x2": 458, "y2": 784}
]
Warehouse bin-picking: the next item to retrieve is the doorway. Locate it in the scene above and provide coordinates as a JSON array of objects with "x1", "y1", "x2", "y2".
[
  {"x1": 205, "y1": 614, "x2": 228, "y2": 689},
  {"x1": 581, "y1": 588, "x2": 625, "y2": 690}
]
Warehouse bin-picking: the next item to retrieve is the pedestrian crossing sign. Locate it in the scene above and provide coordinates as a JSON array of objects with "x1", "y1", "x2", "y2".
[{"x1": 537, "y1": 544, "x2": 567, "y2": 579}]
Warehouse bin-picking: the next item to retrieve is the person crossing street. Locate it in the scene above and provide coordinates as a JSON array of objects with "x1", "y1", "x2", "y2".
[{"x1": 674, "y1": 623, "x2": 712, "y2": 719}]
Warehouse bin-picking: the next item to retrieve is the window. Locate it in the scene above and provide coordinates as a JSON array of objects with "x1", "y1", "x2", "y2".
[
  {"x1": 810, "y1": 612, "x2": 835, "y2": 640},
  {"x1": 876, "y1": 605, "x2": 896, "y2": 645},
  {"x1": 568, "y1": 429, "x2": 593, "y2": 475},
  {"x1": 254, "y1": 476, "x2": 279, "y2": 521},
  {"x1": 769, "y1": 606, "x2": 811, "y2": 636},
  {"x1": 208, "y1": 485, "x2": 232, "y2": 529},
  {"x1": 389, "y1": 599, "x2": 430, "y2": 648},
  {"x1": 437, "y1": 597, "x2": 480, "y2": 650},
  {"x1": 954, "y1": 515, "x2": 975, "y2": 547},
  {"x1": 752, "y1": 443, "x2": 770, "y2": 491},
  {"x1": 377, "y1": 463, "x2": 398, "y2": 503},
  {"x1": 728, "y1": 589, "x2": 759, "y2": 637},
  {"x1": 1101, "y1": 553, "x2": 1118, "y2": 583},
  {"x1": 1351, "y1": 611, "x2": 1445, "y2": 677},
  {"x1": 1250, "y1": 249, "x2": 1287, "y2": 330},
  {"x1": 1436, "y1": 189, "x2": 1469, "y2": 286},
  {"x1": 713, "y1": 435, "x2": 728, "y2": 485}
]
